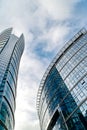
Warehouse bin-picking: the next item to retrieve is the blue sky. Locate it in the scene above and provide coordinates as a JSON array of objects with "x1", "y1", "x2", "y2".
[{"x1": 0, "y1": 0, "x2": 87, "y2": 130}]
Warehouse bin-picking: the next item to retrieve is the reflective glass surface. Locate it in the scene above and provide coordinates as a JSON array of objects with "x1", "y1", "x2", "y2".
[
  {"x1": 0, "y1": 29, "x2": 24, "y2": 130},
  {"x1": 38, "y1": 31, "x2": 87, "y2": 130}
]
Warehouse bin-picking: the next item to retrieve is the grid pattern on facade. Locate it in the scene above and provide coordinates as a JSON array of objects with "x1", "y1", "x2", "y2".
[
  {"x1": 37, "y1": 28, "x2": 87, "y2": 130},
  {"x1": 0, "y1": 29, "x2": 24, "y2": 130}
]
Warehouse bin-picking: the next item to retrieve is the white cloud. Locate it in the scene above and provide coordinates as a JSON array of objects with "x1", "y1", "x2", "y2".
[
  {"x1": 15, "y1": 50, "x2": 46, "y2": 130},
  {"x1": 0, "y1": 0, "x2": 86, "y2": 130},
  {"x1": 36, "y1": 24, "x2": 70, "y2": 52},
  {"x1": 38, "y1": 0, "x2": 81, "y2": 20}
]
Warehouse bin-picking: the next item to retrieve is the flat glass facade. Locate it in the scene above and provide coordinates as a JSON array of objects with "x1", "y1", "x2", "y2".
[
  {"x1": 37, "y1": 28, "x2": 87, "y2": 130},
  {"x1": 0, "y1": 28, "x2": 24, "y2": 130}
]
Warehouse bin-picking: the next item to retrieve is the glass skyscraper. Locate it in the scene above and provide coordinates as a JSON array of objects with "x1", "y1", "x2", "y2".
[
  {"x1": 0, "y1": 28, "x2": 24, "y2": 130},
  {"x1": 37, "y1": 28, "x2": 87, "y2": 130}
]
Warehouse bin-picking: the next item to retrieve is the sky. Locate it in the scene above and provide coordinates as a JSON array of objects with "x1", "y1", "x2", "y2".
[{"x1": 0, "y1": 0, "x2": 87, "y2": 130}]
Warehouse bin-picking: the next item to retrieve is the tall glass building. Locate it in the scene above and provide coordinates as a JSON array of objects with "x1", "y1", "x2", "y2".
[
  {"x1": 0, "y1": 28, "x2": 24, "y2": 130},
  {"x1": 37, "y1": 28, "x2": 87, "y2": 130}
]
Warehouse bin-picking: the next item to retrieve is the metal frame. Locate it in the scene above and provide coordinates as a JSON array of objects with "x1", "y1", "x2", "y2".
[{"x1": 36, "y1": 28, "x2": 87, "y2": 114}]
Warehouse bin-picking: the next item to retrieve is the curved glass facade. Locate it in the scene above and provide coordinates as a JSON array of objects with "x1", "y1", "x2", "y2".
[
  {"x1": 37, "y1": 28, "x2": 87, "y2": 130},
  {"x1": 0, "y1": 28, "x2": 24, "y2": 130}
]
